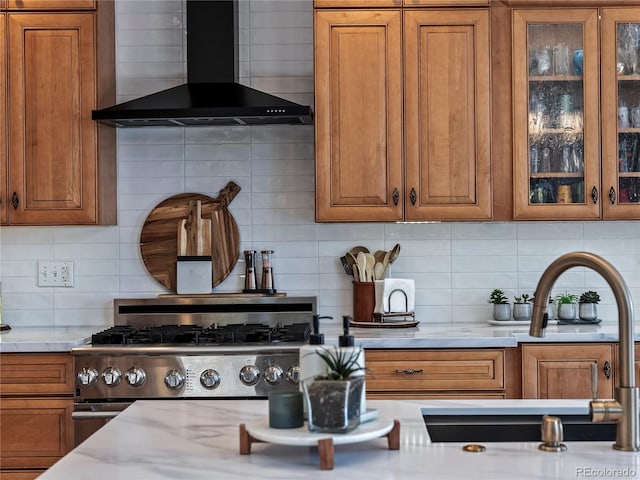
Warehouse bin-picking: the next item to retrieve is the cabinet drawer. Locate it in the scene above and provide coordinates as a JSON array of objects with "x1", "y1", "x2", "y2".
[
  {"x1": 0, "y1": 353, "x2": 73, "y2": 396},
  {"x1": 0, "y1": 398, "x2": 74, "y2": 469},
  {"x1": 7, "y1": 0, "x2": 95, "y2": 10},
  {"x1": 365, "y1": 349, "x2": 505, "y2": 391},
  {"x1": 405, "y1": 0, "x2": 489, "y2": 5},
  {"x1": 314, "y1": 0, "x2": 401, "y2": 7}
]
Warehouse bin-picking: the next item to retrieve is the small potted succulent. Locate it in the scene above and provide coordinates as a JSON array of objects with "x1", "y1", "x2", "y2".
[
  {"x1": 301, "y1": 346, "x2": 366, "y2": 433},
  {"x1": 512, "y1": 294, "x2": 532, "y2": 321},
  {"x1": 488, "y1": 289, "x2": 511, "y2": 321},
  {"x1": 555, "y1": 292, "x2": 578, "y2": 321},
  {"x1": 578, "y1": 290, "x2": 600, "y2": 321}
]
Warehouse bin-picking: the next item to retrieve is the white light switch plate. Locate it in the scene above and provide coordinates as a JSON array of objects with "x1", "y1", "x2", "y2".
[{"x1": 38, "y1": 261, "x2": 74, "y2": 287}]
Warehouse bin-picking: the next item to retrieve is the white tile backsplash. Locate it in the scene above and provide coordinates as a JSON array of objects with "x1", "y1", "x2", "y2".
[{"x1": 1, "y1": 0, "x2": 639, "y2": 328}]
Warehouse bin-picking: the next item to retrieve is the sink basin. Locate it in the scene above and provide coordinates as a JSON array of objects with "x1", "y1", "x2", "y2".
[{"x1": 422, "y1": 406, "x2": 616, "y2": 443}]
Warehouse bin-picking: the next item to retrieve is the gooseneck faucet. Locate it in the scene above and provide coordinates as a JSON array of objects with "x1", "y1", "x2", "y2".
[{"x1": 530, "y1": 251, "x2": 639, "y2": 451}]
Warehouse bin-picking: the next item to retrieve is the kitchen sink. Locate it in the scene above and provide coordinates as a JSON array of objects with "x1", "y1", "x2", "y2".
[{"x1": 422, "y1": 408, "x2": 616, "y2": 443}]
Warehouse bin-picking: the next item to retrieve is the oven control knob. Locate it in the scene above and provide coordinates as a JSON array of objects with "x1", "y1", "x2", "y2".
[
  {"x1": 264, "y1": 364, "x2": 284, "y2": 385},
  {"x1": 102, "y1": 366, "x2": 122, "y2": 387},
  {"x1": 200, "y1": 369, "x2": 221, "y2": 390},
  {"x1": 286, "y1": 365, "x2": 301, "y2": 384},
  {"x1": 164, "y1": 369, "x2": 185, "y2": 390},
  {"x1": 239, "y1": 365, "x2": 260, "y2": 386},
  {"x1": 125, "y1": 367, "x2": 146, "y2": 387},
  {"x1": 77, "y1": 367, "x2": 99, "y2": 386}
]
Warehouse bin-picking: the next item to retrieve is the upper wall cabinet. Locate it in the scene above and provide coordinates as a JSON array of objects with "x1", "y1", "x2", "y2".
[
  {"x1": 314, "y1": 6, "x2": 491, "y2": 222},
  {"x1": 513, "y1": 6, "x2": 640, "y2": 220},
  {"x1": 601, "y1": 8, "x2": 640, "y2": 219},
  {"x1": 1, "y1": 0, "x2": 115, "y2": 226},
  {"x1": 0, "y1": 12, "x2": 5, "y2": 225}
]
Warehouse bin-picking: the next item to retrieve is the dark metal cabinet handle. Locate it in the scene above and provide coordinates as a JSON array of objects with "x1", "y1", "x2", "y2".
[
  {"x1": 608, "y1": 187, "x2": 616, "y2": 205},
  {"x1": 603, "y1": 360, "x2": 612, "y2": 380},
  {"x1": 410, "y1": 188, "x2": 417, "y2": 206},
  {"x1": 392, "y1": 187, "x2": 399, "y2": 206},
  {"x1": 591, "y1": 186, "x2": 598, "y2": 204},
  {"x1": 11, "y1": 192, "x2": 18, "y2": 210},
  {"x1": 395, "y1": 368, "x2": 423, "y2": 375}
]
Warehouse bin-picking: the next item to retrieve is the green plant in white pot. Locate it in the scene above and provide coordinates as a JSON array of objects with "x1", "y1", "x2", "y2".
[
  {"x1": 488, "y1": 289, "x2": 511, "y2": 321},
  {"x1": 512, "y1": 294, "x2": 532, "y2": 321},
  {"x1": 301, "y1": 346, "x2": 366, "y2": 433},
  {"x1": 578, "y1": 290, "x2": 600, "y2": 321},
  {"x1": 555, "y1": 292, "x2": 578, "y2": 321}
]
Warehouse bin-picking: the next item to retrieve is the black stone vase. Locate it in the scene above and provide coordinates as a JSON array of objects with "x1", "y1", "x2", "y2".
[{"x1": 302, "y1": 376, "x2": 364, "y2": 433}]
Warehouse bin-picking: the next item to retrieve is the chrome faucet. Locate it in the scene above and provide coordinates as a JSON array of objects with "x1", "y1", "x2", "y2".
[{"x1": 530, "y1": 251, "x2": 639, "y2": 451}]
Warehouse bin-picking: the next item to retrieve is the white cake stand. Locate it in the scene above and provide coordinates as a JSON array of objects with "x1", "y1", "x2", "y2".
[{"x1": 239, "y1": 417, "x2": 400, "y2": 470}]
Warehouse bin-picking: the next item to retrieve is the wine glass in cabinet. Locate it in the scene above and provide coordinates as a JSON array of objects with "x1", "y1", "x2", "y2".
[
  {"x1": 513, "y1": 9, "x2": 600, "y2": 220},
  {"x1": 601, "y1": 9, "x2": 640, "y2": 219}
]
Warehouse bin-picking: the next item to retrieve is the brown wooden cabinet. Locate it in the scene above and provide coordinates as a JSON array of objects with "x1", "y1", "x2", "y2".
[
  {"x1": 365, "y1": 349, "x2": 509, "y2": 399},
  {"x1": 1, "y1": 0, "x2": 115, "y2": 226},
  {"x1": 0, "y1": 353, "x2": 75, "y2": 479},
  {"x1": 0, "y1": 11, "x2": 6, "y2": 225},
  {"x1": 512, "y1": 5, "x2": 640, "y2": 220},
  {"x1": 521, "y1": 343, "x2": 614, "y2": 399},
  {"x1": 314, "y1": 4, "x2": 491, "y2": 222}
]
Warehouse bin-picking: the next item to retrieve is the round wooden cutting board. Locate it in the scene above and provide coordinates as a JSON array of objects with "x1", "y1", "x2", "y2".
[{"x1": 140, "y1": 181, "x2": 241, "y2": 292}]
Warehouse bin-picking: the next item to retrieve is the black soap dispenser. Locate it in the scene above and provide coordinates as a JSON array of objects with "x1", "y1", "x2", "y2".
[
  {"x1": 338, "y1": 315, "x2": 366, "y2": 415},
  {"x1": 299, "y1": 315, "x2": 331, "y2": 384}
]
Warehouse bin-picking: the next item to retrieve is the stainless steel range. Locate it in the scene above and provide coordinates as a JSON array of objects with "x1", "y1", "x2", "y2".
[{"x1": 71, "y1": 296, "x2": 316, "y2": 444}]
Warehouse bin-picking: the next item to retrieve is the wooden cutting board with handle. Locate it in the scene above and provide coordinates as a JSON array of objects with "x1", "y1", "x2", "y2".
[{"x1": 140, "y1": 181, "x2": 241, "y2": 292}]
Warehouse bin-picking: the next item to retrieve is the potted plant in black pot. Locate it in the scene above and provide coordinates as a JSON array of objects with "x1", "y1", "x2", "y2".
[
  {"x1": 488, "y1": 289, "x2": 511, "y2": 321},
  {"x1": 578, "y1": 290, "x2": 600, "y2": 321},
  {"x1": 301, "y1": 346, "x2": 366, "y2": 433},
  {"x1": 555, "y1": 292, "x2": 578, "y2": 321},
  {"x1": 512, "y1": 294, "x2": 532, "y2": 321}
]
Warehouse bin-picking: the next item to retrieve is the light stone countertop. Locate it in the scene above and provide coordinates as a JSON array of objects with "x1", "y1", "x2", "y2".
[
  {"x1": 322, "y1": 320, "x2": 638, "y2": 348},
  {"x1": 0, "y1": 321, "x2": 638, "y2": 353},
  {"x1": 38, "y1": 398, "x2": 639, "y2": 480},
  {"x1": 0, "y1": 326, "x2": 95, "y2": 352}
]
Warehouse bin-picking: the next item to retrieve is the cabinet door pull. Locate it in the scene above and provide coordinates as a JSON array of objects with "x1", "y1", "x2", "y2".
[
  {"x1": 603, "y1": 360, "x2": 611, "y2": 380},
  {"x1": 392, "y1": 187, "x2": 399, "y2": 206},
  {"x1": 608, "y1": 187, "x2": 616, "y2": 205},
  {"x1": 11, "y1": 192, "x2": 19, "y2": 210},
  {"x1": 591, "y1": 186, "x2": 598, "y2": 204},
  {"x1": 410, "y1": 188, "x2": 417, "y2": 206},
  {"x1": 395, "y1": 368, "x2": 423, "y2": 375}
]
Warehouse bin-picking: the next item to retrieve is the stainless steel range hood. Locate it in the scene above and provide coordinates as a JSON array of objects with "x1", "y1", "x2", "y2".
[{"x1": 92, "y1": 0, "x2": 313, "y2": 127}]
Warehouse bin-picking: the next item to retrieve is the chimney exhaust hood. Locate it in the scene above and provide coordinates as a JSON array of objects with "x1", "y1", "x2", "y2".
[{"x1": 92, "y1": 0, "x2": 313, "y2": 127}]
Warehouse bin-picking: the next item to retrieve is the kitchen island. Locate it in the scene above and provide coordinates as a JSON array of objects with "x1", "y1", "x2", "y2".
[{"x1": 38, "y1": 399, "x2": 638, "y2": 479}]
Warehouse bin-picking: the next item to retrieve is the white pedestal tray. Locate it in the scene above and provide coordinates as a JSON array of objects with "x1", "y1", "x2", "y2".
[{"x1": 239, "y1": 417, "x2": 400, "y2": 470}]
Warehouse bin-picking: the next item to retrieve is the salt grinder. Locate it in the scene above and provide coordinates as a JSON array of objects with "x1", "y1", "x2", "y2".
[
  {"x1": 243, "y1": 250, "x2": 258, "y2": 292},
  {"x1": 261, "y1": 250, "x2": 275, "y2": 293}
]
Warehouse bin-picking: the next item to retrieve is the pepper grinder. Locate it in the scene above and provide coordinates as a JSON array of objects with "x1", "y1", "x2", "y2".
[
  {"x1": 260, "y1": 250, "x2": 276, "y2": 294},
  {"x1": 243, "y1": 250, "x2": 258, "y2": 292}
]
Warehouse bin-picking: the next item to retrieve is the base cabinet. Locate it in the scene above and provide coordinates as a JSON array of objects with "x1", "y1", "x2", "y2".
[
  {"x1": 0, "y1": 353, "x2": 75, "y2": 478},
  {"x1": 365, "y1": 349, "x2": 508, "y2": 399},
  {"x1": 521, "y1": 344, "x2": 614, "y2": 399}
]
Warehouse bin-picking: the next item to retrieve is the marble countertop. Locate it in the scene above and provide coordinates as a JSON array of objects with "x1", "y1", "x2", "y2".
[
  {"x1": 0, "y1": 320, "x2": 637, "y2": 353},
  {"x1": 38, "y1": 398, "x2": 639, "y2": 479},
  {"x1": 0, "y1": 326, "x2": 95, "y2": 352},
  {"x1": 322, "y1": 320, "x2": 637, "y2": 348}
]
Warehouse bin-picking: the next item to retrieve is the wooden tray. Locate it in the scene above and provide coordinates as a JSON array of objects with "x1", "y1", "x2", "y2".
[
  {"x1": 239, "y1": 417, "x2": 399, "y2": 470},
  {"x1": 140, "y1": 182, "x2": 241, "y2": 292}
]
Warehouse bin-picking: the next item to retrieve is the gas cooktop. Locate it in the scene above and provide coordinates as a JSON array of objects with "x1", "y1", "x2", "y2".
[{"x1": 90, "y1": 323, "x2": 311, "y2": 346}]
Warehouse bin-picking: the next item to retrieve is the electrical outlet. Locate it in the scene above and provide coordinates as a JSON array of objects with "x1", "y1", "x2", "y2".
[{"x1": 38, "y1": 261, "x2": 74, "y2": 287}]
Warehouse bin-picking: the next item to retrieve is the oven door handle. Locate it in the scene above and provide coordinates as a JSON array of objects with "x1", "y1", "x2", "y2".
[{"x1": 72, "y1": 411, "x2": 121, "y2": 420}]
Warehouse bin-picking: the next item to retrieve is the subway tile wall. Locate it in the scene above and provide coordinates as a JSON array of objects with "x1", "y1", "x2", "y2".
[{"x1": 0, "y1": 0, "x2": 638, "y2": 328}]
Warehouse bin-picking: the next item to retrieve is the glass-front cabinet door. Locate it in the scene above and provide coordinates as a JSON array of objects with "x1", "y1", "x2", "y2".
[
  {"x1": 601, "y1": 9, "x2": 640, "y2": 219},
  {"x1": 513, "y1": 9, "x2": 599, "y2": 220}
]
